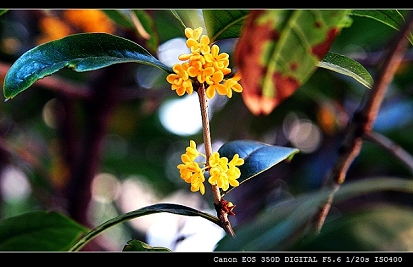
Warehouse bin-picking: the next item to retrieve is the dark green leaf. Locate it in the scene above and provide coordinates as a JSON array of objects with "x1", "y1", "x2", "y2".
[
  {"x1": 215, "y1": 177, "x2": 413, "y2": 251},
  {"x1": 102, "y1": 10, "x2": 135, "y2": 28},
  {"x1": 218, "y1": 140, "x2": 299, "y2": 196},
  {"x1": 3, "y1": 33, "x2": 172, "y2": 100},
  {"x1": 318, "y1": 52, "x2": 374, "y2": 89},
  {"x1": 0, "y1": 211, "x2": 88, "y2": 251},
  {"x1": 169, "y1": 10, "x2": 187, "y2": 30},
  {"x1": 350, "y1": 10, "x2": 413, "y2": 45},
  {"x1": 202, "y1": 10, "x2": 249, "y2": 42},
  {"x1": 123, "y1": 239, "x2": 171, "y2": 251}
]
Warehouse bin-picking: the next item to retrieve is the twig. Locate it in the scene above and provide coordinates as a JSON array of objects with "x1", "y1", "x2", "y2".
[
  {"x1": 308, "y1": 10, "x2": 413, "y2": 234},
  {"x1": 365, "y1": 131, "x2": 413, "y2": 175},
  {"x1": 197, "y1": 83, "x2": 236, "y2": 237}
]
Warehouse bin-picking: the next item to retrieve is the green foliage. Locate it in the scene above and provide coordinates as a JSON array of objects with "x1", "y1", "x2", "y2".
[
  {"x1": 202, "y1": 10, "x2": 249, "y2": 42},
  {"x1": 123, "y1": 239, "x2": 171, "y2": 251},
  {"x1": 0, "y1": 9, "x2": 412, "y2": 252},
  {"x1": 350, "y1": 10, "x2": 413, "y2": 44},
  {"x1": 318, "y1": 52, "x2": 374, "y2": 89},
  {"x1": 3, "y1": 32, "x2": 171, "y2": 100},
  {"x1": 0, "y1": 211, "x2": 88, "y2": 251},
  {"x1": 215, "y1": 178, "x2": 413, "y2": 251},
  {"x1": 69, "y1": 203, "x2": 220, "y2": 251},
  {"x1": 292, "y1": 204, "x2": 413, "y2": 251},
  {"x1": 218, "y1": 140, "x2": 299, "y2": 196}
]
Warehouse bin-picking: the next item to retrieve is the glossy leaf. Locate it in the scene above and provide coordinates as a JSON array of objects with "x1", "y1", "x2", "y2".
[
  {"x1": 215, "y1": 177, "x2": 413, "y2": 251},
  {"x1": 350, "y1": 9, "x2": 413, "y2": 45},
  {"x1": 69, "y1": 203, "x2": 220, "y2": 251},
  {"x1": 0, "y1": 211, "x2": 88, "y2": 251},
  {"x1": 202, "y1": 10, "x2": 250, "y2": 42},
  {"x1": 3, "y1": 32, "x2": 172, "y2": 100},
  {"x1": 318, "y1": 52, "x2": 374, "y2": 89},
  {"x1": 123, "y1": 239, "x2": 171, "y2": 251},
  {"x1": 235, "y1": 10, "x2": 351, "y2": 115},
  {"x1": 218, "y1": 140, "x2": 299, "y2": 196}
]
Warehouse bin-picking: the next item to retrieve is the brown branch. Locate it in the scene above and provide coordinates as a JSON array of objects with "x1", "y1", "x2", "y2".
[
  {"x1": 197, "y1": 84, "x2": 235, "y2": 238},
  {"x1": 308, "y1": 10, "x2": 413, "y2": 235}
]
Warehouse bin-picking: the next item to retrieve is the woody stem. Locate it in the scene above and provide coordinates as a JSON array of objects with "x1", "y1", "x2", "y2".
[
  {"x1": 197, "y1": 83, "x2": 220, "y2": 203},
  {"x1": 197, "y1": 83, "x2": 235, "y2": 237}
]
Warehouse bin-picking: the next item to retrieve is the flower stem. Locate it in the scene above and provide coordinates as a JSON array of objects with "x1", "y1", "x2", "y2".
[{"x1": 197, "y1": 83, "x2": 235, "y2": 237}]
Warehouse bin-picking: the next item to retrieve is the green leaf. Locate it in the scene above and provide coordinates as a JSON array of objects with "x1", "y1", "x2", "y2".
[
  {"x1": 292, "y1": 204, "x2": 413, "y2": 251},
  {"x1": 169, "y1": 10, "x2": 187, "y2": 30},
  {"x1": 171, "y1": 10, "x2": 205, "y2": 31},
  {"x1": 218, "y1": 140, "x2": 299, "y2": 196},
  {"x1": 215, "y1": 177, "x2": 413, "y2": 251},
  {"x1": 318, "y1": 52, "x2": 374, "y2": 89},
  {"x1": 123, "y1": 239, "x2": 171, "y2": 251},
  {"x1": 102, "y1": 10, "x2": 135, "y2": 28},
  {"x1": 350, "y1": 10, "x2": 413, "y2": 45},
  {"x1": 0, "y1": 211, "x2": 88, "y2": 251},
  {"x1": 103, "y1": 10, "x2": 159, "y2": 52},
  {"x1": 235, "y1": 10, "x2": 351, "y2": 115},
  {"x1": 69, "y1": 203, "x2": 220, "y2": 251},
  {"x1": 3, "y1": 32, "x2": 172, "y2": 100},
  {"x1": 202, "y1": 10, "x2": 249, "y2": 42}
]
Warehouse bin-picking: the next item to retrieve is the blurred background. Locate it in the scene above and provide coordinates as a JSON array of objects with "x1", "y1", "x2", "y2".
[{"x1": 0, "y1": 9, "x2": 413, "y2": 251}]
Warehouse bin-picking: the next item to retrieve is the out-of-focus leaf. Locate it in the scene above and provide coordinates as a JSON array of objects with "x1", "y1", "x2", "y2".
[
  {"x1": 169, "y1": 10, "x2": 187, "y2": 30},
  {"x1": 3, "y1": 33, "x2": 171, "y2": 100},
  {"x1": 215, "y1": 177, "x2": 413, "y2": 251},
  {"x1": 70, "y1": 203, "x2": 220, "y2": 251},
  {"x1": 0, "y1": 10, "x2": 7, "y2": 16},
  {"x1": 291, "y1": 204, "x2": 413, "y2": 251},
  {"x1": 123, "y1": 239, "x2": 171, "y2": 251},
  {"x1": 218, "y1": 140, "x2": 299, "y2": 196},
  {"x1": 318, "y1": 52, "x2": 374, "y2": 89},
  {"x1": 350, "y1": 10, "x2": 413, "y2": 45},
  {"x1": 235, "y1": 10, "x2": 351, "y2": 115},
  {"x1": 202, "y1": 10, "x2": 249, "y2": 42},
  {"x1": 172, "y1": 10, "x2": 205, "y2": 31},
  {"x1": 102, "y1": 10, "x2": 158, "y2": 51},
  {"x1": 0, "y1": 211, "x2": 88, "y2": 251},
  {"x1": 102, "y1": 10, "x2": 135, "y2": 28}
]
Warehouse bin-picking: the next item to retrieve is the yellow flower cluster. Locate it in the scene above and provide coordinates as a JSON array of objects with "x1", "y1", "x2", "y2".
[
  {"x1": 177, "y1": 140, "x2": 244, "y2": 195},
  {"x1": 166, "y1": 27, "x2": 243, "y2": 99}
]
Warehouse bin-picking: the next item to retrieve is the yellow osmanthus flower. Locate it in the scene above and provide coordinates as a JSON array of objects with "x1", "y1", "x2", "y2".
[
  {"x1": 166, "y1": 27, "x2": 243, "y2": 99},
  {"x1": 177, "y1": 140, "x2": 244, "y2": 195},
  {"x1": 166, "y1": 63, "x2": 193, "y2": 96}
]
